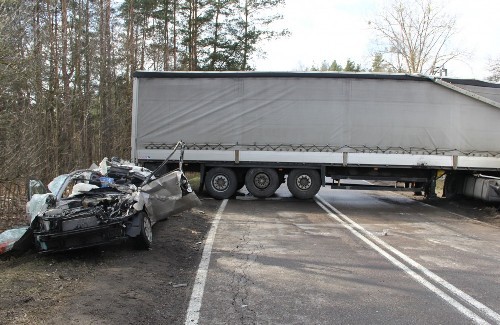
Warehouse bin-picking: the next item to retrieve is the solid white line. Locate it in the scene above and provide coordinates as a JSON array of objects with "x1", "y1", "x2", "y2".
[
  {"x1": 185, "y1": 199, "x2": 228, "y2": 325},
  {"x1": 316, "y1": 195, "x2": 500, "y2": 324},
  {"x1": 314, "y1": 196, "x2": 489, "y2": 325}
]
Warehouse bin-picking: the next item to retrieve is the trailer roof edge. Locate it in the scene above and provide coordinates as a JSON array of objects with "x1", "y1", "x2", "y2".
[
  {"x1": 133, "y1": 71, "x2": 434, "y2": 82},
  {"x1": 419, "y1": 74, "x2": 500, "y2": 109},
  {"x1": 441, "y1": 78, "x2": 500, "y2": 88}
]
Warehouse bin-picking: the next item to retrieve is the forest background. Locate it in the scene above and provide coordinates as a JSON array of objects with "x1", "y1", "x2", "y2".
[{"x1": 0, "y1": 0, "x2": 290, "y2": 185}]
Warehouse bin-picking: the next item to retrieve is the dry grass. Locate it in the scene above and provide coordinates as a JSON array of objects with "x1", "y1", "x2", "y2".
[
  {"x1": 185, "y1": 172, "x2": 201, "y2": 192},
  {"x1": 0, "y1": 181, "x2": 29, "y2": 232}
]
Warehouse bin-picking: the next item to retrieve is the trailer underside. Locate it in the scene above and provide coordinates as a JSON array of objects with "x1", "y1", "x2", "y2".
[{"x1": 140, "y1": 156, "x2": 500, "y2": 201}]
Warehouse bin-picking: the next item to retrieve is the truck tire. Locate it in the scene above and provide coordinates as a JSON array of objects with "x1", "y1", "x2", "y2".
[
  {"x1": 205, "y1": 167, "x2": 238, "y2": 199},
  {"x1": 287, "y1": 169, "x2": 321, "y2": 199},
  {"x1": 245, "y1": 168, "x2": 280, "y2": 198}
]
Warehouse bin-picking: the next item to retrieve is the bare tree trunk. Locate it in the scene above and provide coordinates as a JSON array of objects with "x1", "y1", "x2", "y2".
[
  {"x1": 140, "y1": 11, "x2": 146, "y2": 70},
  {"x1": 242, "y1": 0, "x2": 249, "y2": 70},
  {"x1": 209, "y1": 0, "x2": 221, "y2": 70},
  {"x1": 83, "y1": 0, "x2": 92, "y2": 163},
  {"x1": 33, "y1": 0, "x2": 47, "y2": 175},
  {"x1": 187, "y1": 0, "x2": 194, "y2": 70},
  {"x1": 173, "y1": 0, "x2": 177, "y2": 69},
  {"x1": 61, "y1": 0, "x2": 71, "y2": 169},
  {"x1": 48, "y1": 0, "x2": 61, "y2": 173},
  {"x1": 126, "y1": 0, "x2": 135, "y2": 81},
  {"x1": 98, "y1": 0, "x2": 112, "y2": 157},
  {"x1": 163, "y1": 0, "x2": 169, "y2": 70},
  {"x1": 191, "y1": 0, "x2": 197, "y2": 70}
]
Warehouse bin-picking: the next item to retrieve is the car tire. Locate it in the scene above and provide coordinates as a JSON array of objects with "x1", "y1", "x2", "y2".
[
  {"x1": 205, "y1": 167, "x2": 238, "y2": 199},
  {"x1": 287, "y1": 169, "x2": 321, "y2": 199},
  {"x1": 135, "y1": 212, "x2": 153, "y2": 250},
  {"x1": 245, "y1": 168, "x2": 280, "y2": 198}
]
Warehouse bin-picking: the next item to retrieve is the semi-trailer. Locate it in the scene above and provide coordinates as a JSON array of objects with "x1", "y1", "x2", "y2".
[{"x1": 131, "y1": 71, "x2": 500, "y2": 201}]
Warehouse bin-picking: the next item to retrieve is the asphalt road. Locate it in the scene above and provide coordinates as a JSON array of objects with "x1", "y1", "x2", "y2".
[{"x1": 187, "y1": 187, "x2": 500, "y2": 325}]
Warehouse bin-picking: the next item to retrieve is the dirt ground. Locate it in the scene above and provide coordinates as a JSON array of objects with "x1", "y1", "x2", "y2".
[
  {"x1": 0, "y1": 197, "x2": 220, "y2": 325},
  {"x1": 406, "y1": 194, "x2": 500, "y2": 227},
  {"x1": 0, "y1": 189, "x2": 498, "y2": 325},
  {"x1": 401, "y1": 178, "x2": 500, "y2": 227}
]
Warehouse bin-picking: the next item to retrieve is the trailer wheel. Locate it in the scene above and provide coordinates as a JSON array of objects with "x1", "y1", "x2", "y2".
[
  {"x1": 205, "y1": 167, "x2": 238, "y2": 199},
  {"x1": 245, "y1": 168, "x2": 279, "y2": 198},
  {"x1": 287, "y1": 169, "x2": 321, "y2": 199}
]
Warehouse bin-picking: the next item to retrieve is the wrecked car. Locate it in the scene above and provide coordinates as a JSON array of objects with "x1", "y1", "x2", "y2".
[{"x1": 3, "y1": 142, "x2": 200, "y2": 254}]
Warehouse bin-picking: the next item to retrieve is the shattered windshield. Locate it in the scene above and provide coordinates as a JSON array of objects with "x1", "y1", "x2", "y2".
[{"x1": 48, "y1": 174, "x2": 69, "y2": 196}]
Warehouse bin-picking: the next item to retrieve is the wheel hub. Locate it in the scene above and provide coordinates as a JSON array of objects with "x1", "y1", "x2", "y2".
[
  {"x1": 213, "y1": 175, "x2": 229, "y2": 191},
  {"x1": 296, "y1": 174, "x2": 312, "y2": 190},
  {"x1": 254, "y1": 173, "x2": 271, "y2": 189}
]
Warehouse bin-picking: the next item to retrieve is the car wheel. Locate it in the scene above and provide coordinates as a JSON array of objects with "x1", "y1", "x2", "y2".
[
  {"x1": 245, "y1": 168, "x2": 280, "y2": 198},
  {"x1": 287, "y1": 169, "x2": 321, "y2": 199},
  {"x1": 135, "y1": 212, "x2": 153, "y2": 249},
  {"x1": 204, "y1": 167, "x2": 238, "y2": 199}
]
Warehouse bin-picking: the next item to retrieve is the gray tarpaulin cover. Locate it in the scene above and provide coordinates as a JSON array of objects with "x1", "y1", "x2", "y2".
[{"x1": 135, "y1": 74, "x2": 500, "y2": 155}]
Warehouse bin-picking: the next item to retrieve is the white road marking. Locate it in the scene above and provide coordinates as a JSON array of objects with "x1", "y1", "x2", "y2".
[
  {"x1": 319, "y1": 195, "x2": 500, "y2": 322},
  {"x1": 315, "y1": 195, "x2": 498, "y2": 325},
  {"x1": 185, "y1": 199, "x2": 228, "y2": 325},
  {"x1": 321, "y1": 197, "x2": 500, "y2": 323}
]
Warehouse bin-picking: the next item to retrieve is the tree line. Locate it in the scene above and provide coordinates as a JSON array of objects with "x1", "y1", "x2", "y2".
[
  {"x1": 0, "y1": 0, "x2": 286, "y2": 182},
  {"x1": 307, "y1": 54, "x2": 393, "y2": 73},
  {"x1": 1, "y1": 0, "x2": 498, "y2": 184}
]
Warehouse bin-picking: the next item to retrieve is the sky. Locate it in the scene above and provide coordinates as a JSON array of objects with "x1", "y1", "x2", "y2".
[{"x1": 251, "y1": 0, "x2": 500, "y2": 80}]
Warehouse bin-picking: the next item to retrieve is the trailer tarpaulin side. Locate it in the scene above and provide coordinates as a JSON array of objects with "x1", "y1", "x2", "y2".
[{"x1": 133, "y1": 73, "x2": 500, "y2": 156}]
